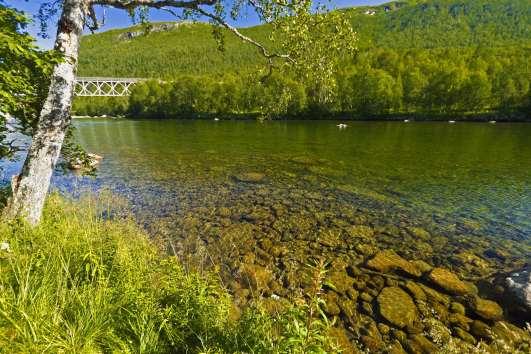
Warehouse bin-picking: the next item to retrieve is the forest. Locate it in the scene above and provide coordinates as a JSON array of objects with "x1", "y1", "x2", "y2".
[
  {"x1": 73, "y1": 46, "x2": 530, "y2": 119},
  {"x1": 73, "y1": 0, "x2": 531, "y2": 119}
]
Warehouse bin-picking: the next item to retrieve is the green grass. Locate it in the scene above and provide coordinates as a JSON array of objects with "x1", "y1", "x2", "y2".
[{"x1": 0, "y1": 194, "x2": 342, "y2": 353}]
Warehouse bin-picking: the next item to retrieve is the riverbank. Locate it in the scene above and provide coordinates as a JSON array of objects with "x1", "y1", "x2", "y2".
[
  {"x1": 1, "y1": 194, "x2": 529, "y2": 353},
  {"x1": 0, "y1": 195, "x2": 340, "y2": 353},
  {"x1": 2, "y1": 120, "x2": 530, "y2": 352},
  {"x1": 71, "y1": 111, "x2": 530, "y2": 122}
]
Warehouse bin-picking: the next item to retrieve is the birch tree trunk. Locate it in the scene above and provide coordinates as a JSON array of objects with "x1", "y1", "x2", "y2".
[{"x1": 4, "y1": 0, "x2": 86, "y2": 225}]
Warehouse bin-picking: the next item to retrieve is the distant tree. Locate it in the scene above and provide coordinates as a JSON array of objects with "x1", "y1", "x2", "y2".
[{"x1": 4, "y1": 0, "x2": 356, "y2": 224}]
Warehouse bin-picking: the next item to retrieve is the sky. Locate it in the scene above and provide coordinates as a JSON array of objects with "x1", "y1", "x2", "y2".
[{"x1": 6, "y1": 0, "x2": 387, "y2": 49}]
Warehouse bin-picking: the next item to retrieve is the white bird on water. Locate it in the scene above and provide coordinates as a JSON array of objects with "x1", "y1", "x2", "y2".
[
  {"x1": 214, "y1": 118, "x2": 220, "y2": 121},
  {"x1": 489, "y1": 120, "x2": 496, "y2": 124},
  {"x1": 404, "y1": 119, "x2": 410, "y2": 123},
  {"x1": 337, "y1": 123, "x2": 348, "y2": 129},
  {"x1": 449, "y1": 120, "x2": 456, "y2": 124}
]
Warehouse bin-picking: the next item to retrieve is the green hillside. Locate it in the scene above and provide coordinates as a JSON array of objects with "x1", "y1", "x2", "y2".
[
  {"x1": 75, "y1": 0, "x2": 530, "y2": 119},
  {"x1": 78, "y1": 0, "x2": 530, "y2": 78}
]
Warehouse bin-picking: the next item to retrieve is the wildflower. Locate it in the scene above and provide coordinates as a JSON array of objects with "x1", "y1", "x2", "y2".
[{"x1": 0, "y1": 242, "x2": 10, "y2": 252}]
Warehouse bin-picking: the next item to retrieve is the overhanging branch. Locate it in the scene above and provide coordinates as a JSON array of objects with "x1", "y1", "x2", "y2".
[
  {"x1": 90, "y1": 0, "x2": 217, "y2": 10},
  {"x1": 193, "y1": 6, "x2": 295, "y2": 64}
]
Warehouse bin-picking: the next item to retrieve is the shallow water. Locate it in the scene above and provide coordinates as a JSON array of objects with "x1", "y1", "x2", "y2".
[
  {"x1": 3, "y1": 118, "x2": 531, "y2": 347},
  {"x1": 3, "y1": 120, "x2": 530, "y2": 260},
  {"x1": 70, "y1": 120, "x2": 529, "y2": 232}
]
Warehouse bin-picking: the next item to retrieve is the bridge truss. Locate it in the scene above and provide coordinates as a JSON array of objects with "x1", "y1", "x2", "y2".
[{"x1": 74, "y1": 77, "x2": 144, "y2": 97}]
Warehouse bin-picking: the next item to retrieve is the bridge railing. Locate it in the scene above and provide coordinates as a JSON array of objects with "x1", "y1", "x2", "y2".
[{"x1": 74, "y1": 77, "x2": 146, "y2": 97}]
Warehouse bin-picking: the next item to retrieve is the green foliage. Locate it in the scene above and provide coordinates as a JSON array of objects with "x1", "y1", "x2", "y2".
[
  {"x1": 76, "y1": 0, "x2": 531, "y2": 119},
  {"x1": 77, "y1": 0, "x2": 531, "y2": 78},
  {"x1": 126, "y1": 74, "x2": 308, "y2": 119},
  {"x1": 349, "y1": 0, "x2": 530, "y2": 49},
  {"x1": 0, "y1": 195, "x2": 341, "y2": 353},
  {"x1": 0, "y1": 4, "x2": 58, "y2": 157},
  {"x1": 72, "y1": 96, "x2": 129, "y2": 117}
]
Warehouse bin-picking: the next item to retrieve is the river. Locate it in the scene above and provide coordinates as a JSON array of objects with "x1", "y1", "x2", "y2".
[{"x1": 2, "y1": 119, "x2": 530, "y2": 347}]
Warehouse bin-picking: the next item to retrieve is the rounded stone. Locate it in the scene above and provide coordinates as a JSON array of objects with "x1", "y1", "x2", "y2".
[
  {"x1": 450, "y1": 301, "x2": 466, "y2": 315},
  {"x1": 468, "y1": 296, "x2": 503, "y2": 321},
  {"x1": 454, "y1": 327, "x2": 477, "y2": 345},
  {"x1": 427, "y1": 267, "x2": 474, "y2": 295},
  {"x1": 366, "y1": 250, "x2": 421, "y2": 277},
  {"x1": 377, "y1": 287, "x2": 418, "y2": 329},
  {"x1": 233, "y1": 172, "x2": 265, "y2": 183}
]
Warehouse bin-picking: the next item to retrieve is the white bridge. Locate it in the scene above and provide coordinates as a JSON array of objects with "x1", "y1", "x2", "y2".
[{"x1": 74, "y1": 77, "x2": 145, "y2": 97}]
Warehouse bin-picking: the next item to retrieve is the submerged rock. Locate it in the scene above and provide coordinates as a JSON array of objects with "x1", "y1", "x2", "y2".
[
  {"x1": 403, "y1": 281, "x2": 427, "y2": 302},
  {"x1": 427, "y1": 267, "x2": 474, "y2": 295},
  {"x1": 327, "y1": 271, "x2": 354, "y2": 294},
  {"x1": 366, "y1": 250, "x2": 421, "y2": 277},
  {"x1": 346, "y1": 225, "x2": 375, "y2": 239},
  {"x1": 468, "y1": 296, "x2": 503, "y2": 321},
  {"x1": 377, "y1": 287, "x2": 418, "y2": 328},
  {"x1": 405, "y1": 335, "x2": 438, "y2": 354},
  {"x1": 407, "y1": 227, "x2": 431, "y2": 240},
  {"x1": 505, "y1": 266, "x2": 531, "y2": 312},
  {"x1": 233, "y1": 172, "x2": 265, "y2": 183}
]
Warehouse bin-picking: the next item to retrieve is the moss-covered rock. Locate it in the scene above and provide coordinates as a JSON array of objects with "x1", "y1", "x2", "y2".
[
  {"x1": 329, "y1": 327, "x2": 361, "y2": 354},
  {"x1": 407, "y1": 227, "x2": 431, "y2": 240},
  {"x1": 405, "y1": 335, "x2": 438, "y2": 354},
  {"x1": 238, "y1": 263, "x2": 273, "y2": 291},
  {"x1": 377, "y1": 287, "x2": 418, "y2": 329},
  {"x1": 366, "y1": 250, "x2": 421, "y2": 277},
  {"x1": 450, "y1": 301, "x2": 466, "y2": 315},
  {"x1": 327, "y1": 270, "x2": 354, "y2": 294},
  {"x1": 427, "y1": 267, "x2": 474, "y2": 295},
  {"x1": 411, "y1": 260, "x2": 433, "y2": 274},
  {"x1": 454, "y1": 327, "x2": 477, "y2": 344},
  {"x1": 491, "y1": 321, "x2": 528, "y2": 347},
  {"x1": 361, "y1": 301, "x2": 374, "y2": 316},
  {"x1": 403, "y1": 281, "x2": 427, "y2": 302},
  {"x1": 418, "y1": 283, "x2": 451, "y2": 306},
  {"x1": 470, "y1": 320, "x2": 493, "y2": 340},
  {"x1": 323, "y1": 292, "x2": 341, "y2": 316},
  {"x1": 449, "y1": 312, "x2": 473, "y2": 330},
  {"x1": 468, "y1": 296, "x2": 503, "y2": 321},
  {"x1": 360, "y1": 335, "x2": 384, "y2": 352},
  {"x1": 387, "y1": 340, "x2": 407, "y2": 354}
]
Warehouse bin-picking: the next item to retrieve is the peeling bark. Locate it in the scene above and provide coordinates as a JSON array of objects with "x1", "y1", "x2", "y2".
[{"x1": 4, "y1": 0, "x2": 87, "y2": 225}]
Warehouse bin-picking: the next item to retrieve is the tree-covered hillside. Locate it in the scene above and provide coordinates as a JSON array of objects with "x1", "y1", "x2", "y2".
[
  {"x1": 78, "y1": 0, "x2": 530, "y2": 78},
  {"x1": 75, "y1": 0, "x2": 530, "y2": 119},
  {"x1": 351, "y1": 0, "x2": 530, "y2": 49}
]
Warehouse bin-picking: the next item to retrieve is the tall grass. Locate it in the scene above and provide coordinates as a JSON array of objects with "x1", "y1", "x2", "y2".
[{"x1": 0, "y1": 195, "x2": 341, "y2": 353}]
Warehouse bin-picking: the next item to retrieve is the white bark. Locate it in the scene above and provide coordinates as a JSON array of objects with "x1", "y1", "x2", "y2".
[{"x1": 4, "y1": 0, "x2": 87, "y2": 225}]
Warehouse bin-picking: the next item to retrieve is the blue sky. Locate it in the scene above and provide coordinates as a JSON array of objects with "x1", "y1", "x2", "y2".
[{"x1": 6, "y1": 0, "x2": 387, "y2": 48}]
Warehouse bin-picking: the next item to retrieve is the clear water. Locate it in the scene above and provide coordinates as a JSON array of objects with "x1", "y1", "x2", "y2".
[{"x1": 2, "y1": 119, "x2": 531, "y2": 273}]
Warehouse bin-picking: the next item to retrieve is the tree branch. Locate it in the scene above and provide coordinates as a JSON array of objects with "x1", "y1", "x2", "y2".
[
  {"x1": 193, "y1": 6, "x2": 294, "y2": 64},
  {"x1": 90, "y1": 0, "x2": 216, "y2": 10},
  {"x1": 87, "y1": 5, "x2": 106, "y2": 32}
]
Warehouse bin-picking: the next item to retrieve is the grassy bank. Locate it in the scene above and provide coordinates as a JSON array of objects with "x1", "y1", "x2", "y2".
[{"x1": 0, "y1": 195, "x2": 340, "y2": 353}]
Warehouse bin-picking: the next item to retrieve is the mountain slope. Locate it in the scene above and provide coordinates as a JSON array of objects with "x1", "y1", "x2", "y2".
[{"x1": 77, "y1": 0, "x2": 530, "y2": 78}]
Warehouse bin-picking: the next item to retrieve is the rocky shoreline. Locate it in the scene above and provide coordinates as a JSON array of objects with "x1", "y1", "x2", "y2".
[{"x1": 143, "y1": 171, "x2": 531, "y2": 353}]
